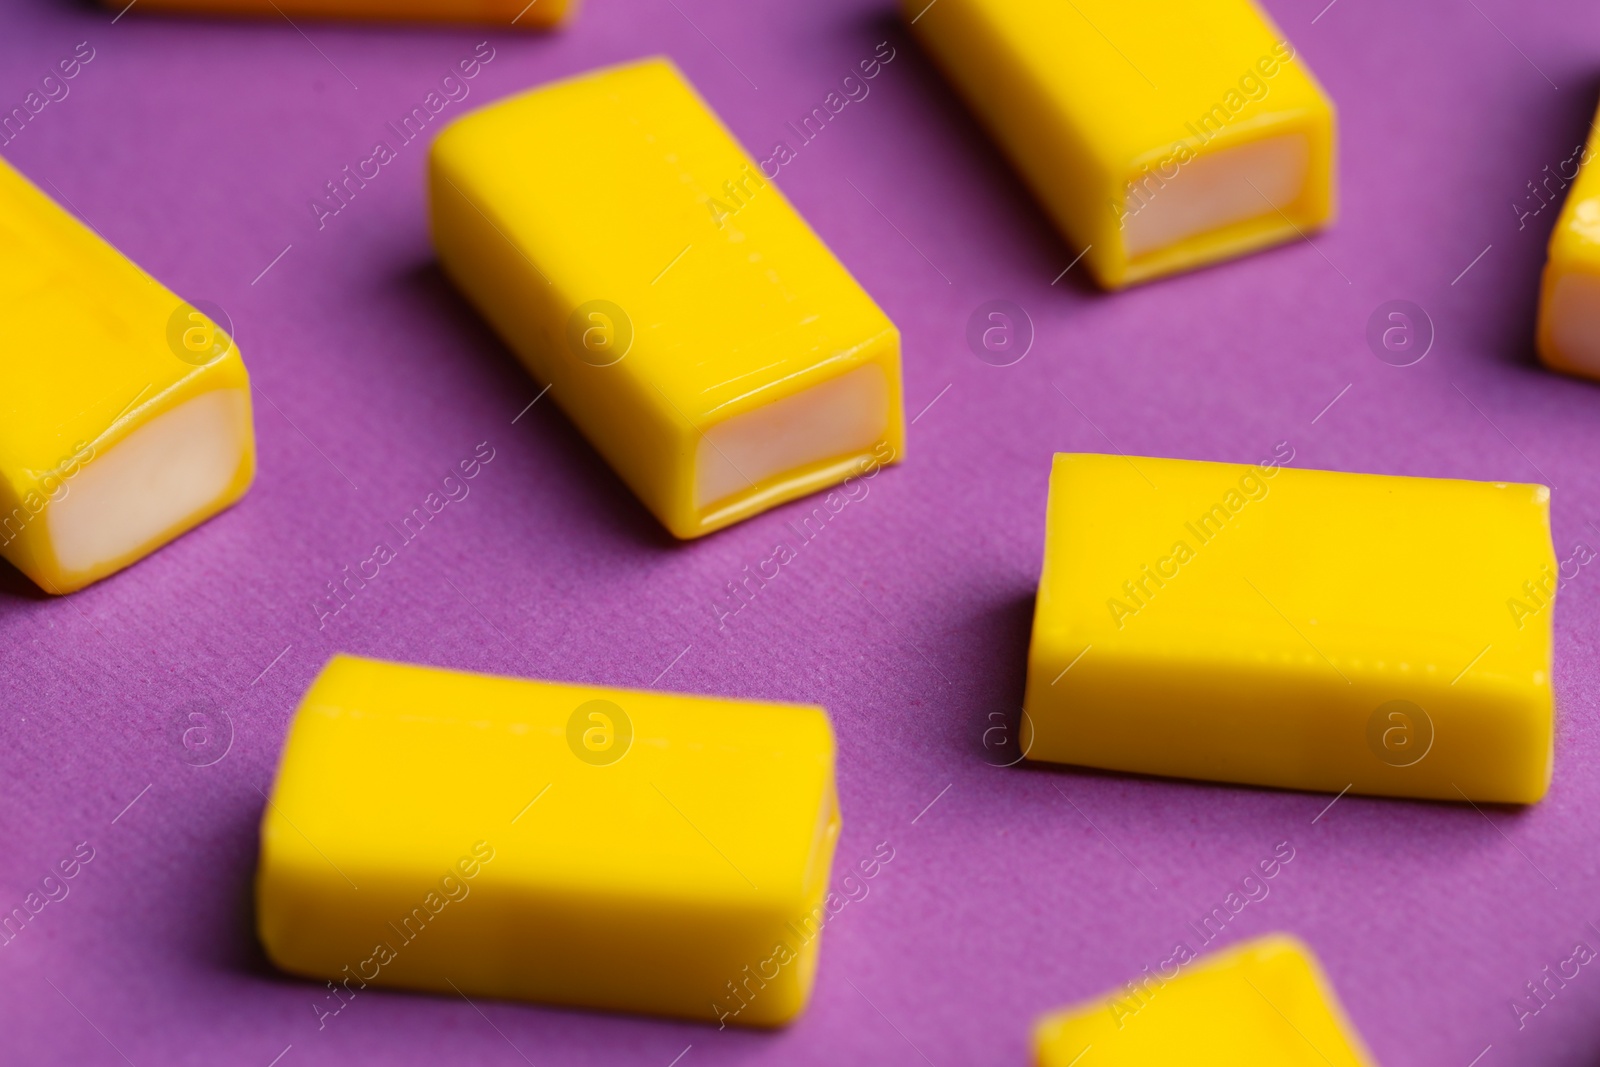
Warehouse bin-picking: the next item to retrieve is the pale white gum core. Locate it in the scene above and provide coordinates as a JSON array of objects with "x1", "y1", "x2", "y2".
[
  {"x1": 49, "y1": 389, "x2": 249, "y2": 574},
  {"x1": 695, "y1": 363, "x2": 888, "y2": 511},
  {"x1": 1123, "y1": 133, "x2": 1311, "y2": 260},
  {"x1": 1545, "y1": 271, "x2": 1600, "y2": 376}
]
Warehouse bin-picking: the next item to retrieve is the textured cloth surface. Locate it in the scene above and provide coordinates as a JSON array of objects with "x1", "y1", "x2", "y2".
[{"x1": 1, "y1": 0, "x2": 1599, "y2": 1063}]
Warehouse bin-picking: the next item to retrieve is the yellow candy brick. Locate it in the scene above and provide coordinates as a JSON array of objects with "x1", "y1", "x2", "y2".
[
  {"x1": 1034, "y1": 935, "x2": 1376, "y2": 1066},
  {"x1": 256, "y1": 654, "x2": 841, "y2": 1027},
  {"x1": 1022, "y1": 453, "x2": 1554, "y2": 803},
  {"x1": 429, "y1": 58, "x2": 904, "y2": 538},
  {"x1": 1536, "y1": 98, "x2": 1600, "y2": 379},
  {"x1": 0, "y1": 157, "x2": 254, "y2": 595},
  {"x1": 904, "y1": 0, "x2": 1335, "y2": 288},
  {"x1": 102, "y1": 0, "x2": 573, "y2": 29}
]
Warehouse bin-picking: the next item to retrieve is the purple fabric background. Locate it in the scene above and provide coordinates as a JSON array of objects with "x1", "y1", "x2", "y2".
[{"x1": 2, "y1": 0, "x2": 1599, "y2": 1063}]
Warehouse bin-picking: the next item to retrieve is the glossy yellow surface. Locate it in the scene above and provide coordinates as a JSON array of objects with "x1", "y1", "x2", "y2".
[
  {"x1": 1022, "y1": 453, "x2": 1554, "y2": 803},
  {"x1": 429, "y1": 57, "x2": 904, "y2": 538},
  {"x1": 904, "y1": 0, "x2": 1335, "y2": 288},
  {"x1": 1034, "y1": 935, "x2": 1376, "y2": 1066},
  {"x1": 1535, "y1": 99, "x2": 1600, "y2": 379},
  {"x1": 257, "y1": 654, "x2": 841, "y2": 1027},
  {"x1": 103, "y1": 0, "x2": 572, "y2": 28},
  {"x1": 0, "y1": 156, "x2": 254, "y2": 594}
]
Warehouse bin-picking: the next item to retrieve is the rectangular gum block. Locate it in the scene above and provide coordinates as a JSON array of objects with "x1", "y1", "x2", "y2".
[
  {"x1": 1535, "y1": 97, "x2": 1600, "y2": 380},
  {"x1": 256, "y1": 654, "x2": 842, "y2": 1027},
  {"x1": 1033, "y1": 935, "x2": 1376, "y2": 1065},
  {"x1": 100, "y1": 0, "x2": 574, "y2": 28},
  {"x1": 903, "y1": 0, "x2": 1335, "y2": 288},
  {"x1": 428, "y1": 57, "x2": 904, "y2": 538},
  {"x1": 0, "y1": 157, "x2": 255, "y2": 595},
  {"x1": 1022, "y1": 453, "x2": 1555, "y2": 804}
]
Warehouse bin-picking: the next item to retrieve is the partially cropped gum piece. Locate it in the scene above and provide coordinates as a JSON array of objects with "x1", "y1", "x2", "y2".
[
  {"x1": 100, "y1": 0, "x2": 574, "y2": 28},
  {"x1": 1033, "y1": 935, "x2": 1377, "y2": 1066},
  {"x1": 256, "y1": 654, "x2": 841, "y2": 1027},
  {"x1": 0, "y1": 157, "x2": 255, "y2": 594},
  {"x1": 429, "y1": 57, "x2": 904, "y2": 538},
  {"x1": 1022, "y1": 453, "x2": 1555, "y2": 803},
  {"x1": 904, "y1": 0, "x2": 1335, "y2": 288},
  {"x1": 1537, "y1": 104, "x2": 1600, "y2": 380}
]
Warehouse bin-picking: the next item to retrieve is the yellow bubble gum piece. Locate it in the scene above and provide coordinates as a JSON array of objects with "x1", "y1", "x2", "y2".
[
  {"x1": 1022, "y1": 453, "x2": 1554, "y2": 803},
  {"x1": 256, "y1": 654, "x2": 841, "y2": 1027},
  {"x1": 429, "y1": 57, "x2": 904, "y2": 538},
  {"x1": 1034, "y1": 935, "x2": 1377, "y2": 1066},
  {"x1": 903, "y1": 0, "x2": 1336, "y2": 288},
  {"x1": 1535, "y1": 97, "x2": 1600, "y2": 380},
  {"x1": 0, "y1": 156, "x2": 254, "y2": 594}
]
